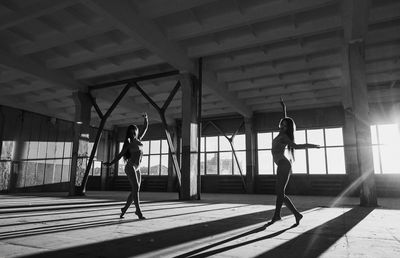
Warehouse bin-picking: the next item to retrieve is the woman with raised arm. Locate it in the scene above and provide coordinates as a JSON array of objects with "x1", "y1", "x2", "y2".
[
  {"x1": 270, "y1": 98, "x2": 319, "y2": 225},
  {"x1": 105, "y1": 113, "x2": 148, "y2": 219}
]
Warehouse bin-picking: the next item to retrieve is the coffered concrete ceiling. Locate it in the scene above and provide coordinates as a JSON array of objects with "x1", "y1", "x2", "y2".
[{"x1": 0, "y1": 0, "x2": 399, "y2": 127}]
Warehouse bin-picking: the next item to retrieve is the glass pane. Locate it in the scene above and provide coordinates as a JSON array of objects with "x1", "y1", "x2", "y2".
[
  {"x1": 142, "y1": 141, "x2": 150, "y2": 155},
  {"x1": 54, "y1": 161, "x2": 62, "y2": 183},
  {"x1": 372, "y1": 146, "x2": 381, "y2": 174},
  {"x1": 378, "y1": 124, "x2": 400, "y2": 145},
  {"x1": 93, "y1": 161, "x2": 102, "y2": 176},
  {"x1": 257, "y1": 132, "x2": 272, "y2": 149},
  {"x1": 326, "y1": 147, "x2": 346, "y2": 174},
  {"x1": 24, "y1": 161, "x2": 36, "y2": 186},
  {"x1": 308, "y1": 148, "x2": 326, "y2": 174},
  {"x1": 38, "y1": 142, "x2": 47, "y2": 159},
  {"x1": 380, "y1": 145, "x2": 400, "y2": 174},
  {"x1": 370, "y1": 125, "x2": 378, "y2": 145},
  {"x1": 325, "y1": 128, "x2": 344, "y2": 146},
  {"x1": 233, "y1": 134, "x2": 245, "y2": 150},
  {"x1": 149, "y1": 155, "x2": 160, "y2": 175},
  {"x1": 292, "y1": 149, "x2": 306, "y2": 174},
  {"x1": 64, "y1": 142, "x2": 72, "y2": 158},
  {"x1": 200, "y1": 153, "x2": 205, "y2": 175},
  {"x1": 27, "y1": 142, "x2": 39, "y2": 159},
  {"x1": 307, "y1": 129, "x2": 324, "y2": 146},
  {"x1": 140, "y1": 156, "x2": 149, "y2": 175},
  {"x1": 55, "y1": 142, "x2": 64, "y2": 158},
  {"x1": 219, "y1": 136, "x2": 231, "y2": 151},
  {"x1": 44, "y1": 160, "x2": 55, "y2": 184},
  {"x1": 161, "y1": 140, "x2": 169, "y2": 154},
  {"x1": 150, "y1": 140, "x2": 161, "y2": 154},
  {"x1": 258, "y1": 150, "x2": 274, "y2": 175},
  {"x1": 37, "y1": 161, "x2": 45, "y2": 185},
  {"x1": 206, "y1": 136, "x2": 218, "y2": 152},
  {"x1": 294, "y1": 130, "x2": 306, "y2": 144},
  {"x1": 160, "y1": 154, "x2": 168, "y2": 175},
  {"x1": 233, "y1": 151, "x2": 246, "y2": 175},
  {"x1": 47, "y1": 142, "x2": 56, "y2": 159},
  {"x1": 200, "y1": 137, "x2": 205, "y2": 152},
  {"x1": 118, "y1": 159, "x2": 126, "y2": 176},
  {"x1": 1, "y1": 141, "x2": 15, "y2": 160},
  {"x1": 219, "y1": 152, "x2": 232, "y2": 175},
  {"x1": 206, "y1": 153, "x2": 218, "y2": 175},
  {"x1": 61, "y1": 159, "x2": 70, "y2": 182}
]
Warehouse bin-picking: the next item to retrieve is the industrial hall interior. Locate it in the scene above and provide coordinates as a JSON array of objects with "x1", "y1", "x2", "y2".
[{"x1": 0, "y1": 0, "x2": 399, "y2": 257}]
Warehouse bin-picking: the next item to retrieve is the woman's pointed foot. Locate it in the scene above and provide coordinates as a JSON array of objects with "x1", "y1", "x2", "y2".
[
  {"x1": 135, "y1": 210, "x2": 146, "y2": 220},
  {"x1": 295, "y1": 213, "x2": 303, "y2": 225},
  {"x1": 269, "y1": 216, "x2": 282, "y2": 224},
  {"x1": 120, "y1": 208, "x2": 127, "y2": 219}
]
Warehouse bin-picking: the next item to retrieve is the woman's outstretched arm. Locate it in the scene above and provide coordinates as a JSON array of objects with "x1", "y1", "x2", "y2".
[
  {"x1": 282, "y1": 135, "x2": 320, "y2": 149},
  {"x1": 280, "y1": 97, "x2": 287, "y2": 118},
  {"x1": 138, "y1": 113, "x2": 148, "y2": 140}
]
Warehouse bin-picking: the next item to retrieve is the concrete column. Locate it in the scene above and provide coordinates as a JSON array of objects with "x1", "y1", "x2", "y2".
[
  {"x1": 180, "y1": 73, "x2": 199, "y2": 200},
  {"x1": 345, "y1": 41, "x2": 377, "y2": 206},
  {"x1": 69, "y1": 91, "x2": 91, "y2": 196},
  {"x1": 343, "y1": 109, "x2": 360, "y2": 196},
  {"x1": 245, "y1": 117, "x2": 256, "y2": 193}
]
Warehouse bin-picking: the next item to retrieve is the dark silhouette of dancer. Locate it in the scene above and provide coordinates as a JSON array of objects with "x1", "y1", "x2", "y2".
[
  {"x1": 105, "y1": 113, "x2": 148, "y2": 219},
  {"x1": 270, "y1": 98, "x2": 319, "y2": 225}
]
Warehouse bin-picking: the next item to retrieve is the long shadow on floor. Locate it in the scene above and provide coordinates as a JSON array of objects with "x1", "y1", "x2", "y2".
[
  {"x1": 173, "y1": 206, "x2": 374, "y2": 258},
  {"x1": 18, "y1": 208, "x2": 277, "y2": 258},
  {"x1": 0, "y1": 203, "x2": 218, "y2": 228},
  {"x1": 254, "y1": 206, "x2": 375, "y2": 258},
  {"x1": 0, "y1": 203, "x2": 253, "y2": 240},
  {"x1": 174, "y1": 223, "x2": 297, "y2": 258}
]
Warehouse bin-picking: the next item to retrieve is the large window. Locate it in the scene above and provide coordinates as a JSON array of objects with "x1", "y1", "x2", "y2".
[
  {"x1": 17, "y1": 140, "x2": 73, "y2": 187},
  {"x1": 118, "y1": 139, "x2": 169, "y2": 176},
  {"x1": 257, "y1": 127, "x2": 345, "y2": 175},
  {"x1": 200, "y1": 134, "x2": 246, "y2": 175},
  {"x1": 371, "y1": 123, "x2": 400, "y2": 174}
]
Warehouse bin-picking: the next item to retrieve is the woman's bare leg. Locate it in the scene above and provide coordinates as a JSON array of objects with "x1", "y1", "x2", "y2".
[
  {"x1": 131, "y1": 169, "x2": 144, "y2": 219},
  {"x1": 271, "y1": 159, "x2": 302, "y2": 224}
]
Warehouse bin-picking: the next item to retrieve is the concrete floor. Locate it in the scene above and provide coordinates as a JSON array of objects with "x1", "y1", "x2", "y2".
[{"x1": 0, "y1": 191, "x2": 399, "y2": 258}]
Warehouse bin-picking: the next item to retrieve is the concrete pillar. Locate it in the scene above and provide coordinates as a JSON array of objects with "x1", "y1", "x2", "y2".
[
  {"x1": 245, "y1": 117, "x2": 256, "y2": 193},
  {"x1": 343, "y1": 109, "x2": 360, "y2": 195},
  {"x1": 69, "y1": 91, "x2": 91, "y2": 196},
  {"x1": 344, "y1": 41, "x2": 377, "y2": 206},
  {"x1": 180, "y1": 73, "x2": 199, "y2": 200}
]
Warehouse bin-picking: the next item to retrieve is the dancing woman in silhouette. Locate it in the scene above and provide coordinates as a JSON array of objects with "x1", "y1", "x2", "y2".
[
  {"x1": 105, "y1": 113, "x2": 148, "y2": 219},
  {"x1": 270, "y1": 98, "x2": 319, "y2": 225}
]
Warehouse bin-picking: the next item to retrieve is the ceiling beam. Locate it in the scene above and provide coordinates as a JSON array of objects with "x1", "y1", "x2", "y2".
[
  {"x1": 83, "y1": 0, "x2": 252, "y2": 118},
  {"x1": 13, "y1": 19, "x2": 114, "y2": 56},
  {"x1": 167, "y1": 0, "x2": 337, "y2": 41},
  {"x1": 0, "y1": 95, "x2": 72, "y2": 121},
  {"x1": 0, "y1": 0, "x2": 78, "y2": 31},
  {"x1": 136, "y1": 0, "x2": 216, "y2": 19},
  {"x1": 0, "y1": 44, "x2": 86, "y2": 91}
]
